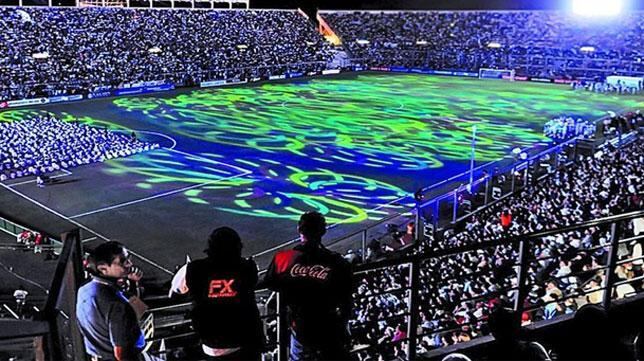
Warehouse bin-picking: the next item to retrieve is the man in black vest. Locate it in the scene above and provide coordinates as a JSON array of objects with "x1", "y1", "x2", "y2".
[
  {"x1": 262, "y1": 211, "x2": 353, "y2": 361},
  {"x1": 180, "y1": 227, "x2": 264, "y2": 360}
]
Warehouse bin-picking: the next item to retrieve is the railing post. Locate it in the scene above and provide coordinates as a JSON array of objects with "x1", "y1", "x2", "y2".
[
  {"x1": 513, "y1": 238, "x2": 530, "y2": 316},
  {"x1": 361, "y1": 230, "x2": 367, "y2": 263},
  {"x1": 602, "y1": 222, "x2": 621, "y2": 310},
  {"x1": 525, "y1": 160, "x2": 531, "y2": 187},
  {"x1": 452, "y1": 191, "x2": 458, "y2": 223},
  {"x1": 414, "y1": 209, "x2": 421, "y2": 244},
  {"x1": 573, "y1": 141, "x2": 579, "y2": 163},
  {"x1": 433, "y1": 201, "x2": 439, "y2": 231},
  {"x1": 406, "y1": 260, "x2": 420, "y2": 360},
  {"x1": 276, "y1": 292, "x2": 289, "y2": 361},
  {"x1": 511, "y1": 166, "x2": 516, "y2": 193},
  {"x1": 554, "y1": 145, "x2": 560, "y2": 170}
]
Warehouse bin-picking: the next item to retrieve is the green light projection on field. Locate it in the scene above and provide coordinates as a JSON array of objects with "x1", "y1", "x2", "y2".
[
  {"x1": 112, "y1": 74, "x2": 642, "y2": 169},
  {"x1": 2, "y1": 73, "x2": 641, "y2": 223}
]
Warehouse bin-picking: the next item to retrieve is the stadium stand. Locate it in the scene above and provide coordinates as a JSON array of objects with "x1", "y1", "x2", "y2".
[
  {"x1": 323, "y1": 11, "x2": 644, "y2": 79},
  {"x1": 0, "y1": 8, "x2": 333, "y2": 102},
  {"x1": 0, "y1": 114, "x2": 158, "y2": 180},
  {"x1": 349, "y1": 133, "x2": 643, "y2": 357}
]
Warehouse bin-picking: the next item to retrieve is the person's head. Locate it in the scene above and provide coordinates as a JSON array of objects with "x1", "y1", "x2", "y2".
[
  {"x1": 442, "y1": 352, "x2": 472, "y2": 361},
  {"x1": 89, "y1": 241, "x2": 132, "y2": 279},
  {"x1": 298, "y1": 211, "x2": 326, "y2": 244},
  {"x1": 488, "y1": 307, "x2": 520, "y2": 342},
  {"x1": 573, "y1": 304, "x2": 609, "y2": 333},
  {"x1": 205, "y1": 226, "x2": 242, "y2": 260}
]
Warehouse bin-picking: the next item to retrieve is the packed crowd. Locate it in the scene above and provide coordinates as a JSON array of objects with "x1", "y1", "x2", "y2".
[
  {"x1": 324, "y1": 11, "x2": 644, "y2": 79},
  {"x1": 347, "y1": 132, "x2": 643, "y2": 359},
  {"x1": 543, "y1": 116, "x2": 595, "y2": 141},
  {"x1": 0, "y1": 114, "x2": 157, "y2": 180},
  {"x1": 572, "y1": 80, "x2": 643, "y2": 94},
  {"x1": 0, "y1": 8, "x2": 333, "y2": 101}
]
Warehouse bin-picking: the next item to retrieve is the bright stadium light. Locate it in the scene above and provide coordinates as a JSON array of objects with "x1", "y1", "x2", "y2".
[{"x1": 572, "y1": 0, "x2": 623, "y2": 16}]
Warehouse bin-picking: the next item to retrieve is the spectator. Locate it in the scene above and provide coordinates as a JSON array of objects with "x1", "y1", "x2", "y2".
[
  {"x1": 487, "y1": 307, "x2": 550, "y2": 360},
  {"x1": 174, "y1": 227, "x2": 264, "y2": 360},
  {"x1": 262, "y1": 211, "x2": 353, "y2": 361},
  {"x1": 76, "y1": 241, "x2": 145, "y2": 361},
  {"x1": 399, "y1": 222, "x2": 415, "y2": 247},
  {"x1": 500, "y1": 209, "x2": 512, "y2": 232},
  {"x1": 557, "y1": 304, "x2": 632, "y2": 360}
]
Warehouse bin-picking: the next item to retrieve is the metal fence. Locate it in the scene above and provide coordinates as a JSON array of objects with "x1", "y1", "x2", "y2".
[{"x1": 137, "y1": 209, "x2": 644, "y2": 361}]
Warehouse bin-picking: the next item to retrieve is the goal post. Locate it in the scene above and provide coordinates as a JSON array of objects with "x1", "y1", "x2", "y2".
[{"x1": 478, "y1": 68, "x2": 516, "y2": 81}]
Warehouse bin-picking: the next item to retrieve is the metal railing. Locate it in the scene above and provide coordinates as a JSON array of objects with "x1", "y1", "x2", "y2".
[{"x1": 140, "y1": 210, "x2": 644, "y2": 360}]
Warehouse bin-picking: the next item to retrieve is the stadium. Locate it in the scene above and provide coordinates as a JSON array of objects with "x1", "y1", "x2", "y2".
[{"x1": 0, "y1": 0, "x2": 642, "y2": 360}]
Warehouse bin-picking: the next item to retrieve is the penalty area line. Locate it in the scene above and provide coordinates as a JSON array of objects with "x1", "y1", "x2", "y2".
[
  {"x1": 0, "y1": 182, "x2": 174, "y2": 275},
  {"x1": 69, "y1": 171, "x2": 250, "y2": 219}
]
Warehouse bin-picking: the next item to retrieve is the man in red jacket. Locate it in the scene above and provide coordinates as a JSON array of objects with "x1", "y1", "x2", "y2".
[{"x1": 262, "y1": 211, "x2": 353, "y2": 361}]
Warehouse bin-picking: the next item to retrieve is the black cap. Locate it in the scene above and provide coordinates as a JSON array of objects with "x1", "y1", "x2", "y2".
[{"x1": 204, "y1": 227, "x2": 242, "y2": 258}]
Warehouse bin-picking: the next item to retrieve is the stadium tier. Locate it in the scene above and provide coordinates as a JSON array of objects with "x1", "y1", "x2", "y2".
[
  {"x1": 1, "y1": 8, "x2": 644, "y2": 102},
  {"x1": 0, "y1": 8, "x2": 333, "y2": 102},
  {"x1": 323, "y1": 11, "x2": 644, "y2": 79}
]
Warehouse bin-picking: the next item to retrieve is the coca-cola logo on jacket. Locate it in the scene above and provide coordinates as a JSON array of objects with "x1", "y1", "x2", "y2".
[{"x1": 290, "y1": 264, "x2": 331, "y2": 280}]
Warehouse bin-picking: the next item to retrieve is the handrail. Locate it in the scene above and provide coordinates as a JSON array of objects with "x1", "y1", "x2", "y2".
[{"x1": 354, "y1": 210, "x2": 644, "y2": 273}]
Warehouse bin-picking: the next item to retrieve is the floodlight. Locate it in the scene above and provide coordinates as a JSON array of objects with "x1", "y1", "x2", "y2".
[{"x1": 572, "y1": 0, "x2": 623, "y2": 16}]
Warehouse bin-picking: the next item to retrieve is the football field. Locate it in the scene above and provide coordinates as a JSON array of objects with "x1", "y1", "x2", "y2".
[{"x1": 1, "y1": 72, "x2": 641, "y2": 287}]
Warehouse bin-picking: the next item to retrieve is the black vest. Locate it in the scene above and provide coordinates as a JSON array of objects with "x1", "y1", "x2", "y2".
[{"x1": 186, "y1": 257, "x2": 263, "y2": 349}]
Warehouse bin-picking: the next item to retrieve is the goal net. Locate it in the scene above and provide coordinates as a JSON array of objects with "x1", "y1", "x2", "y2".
[{"x1": 479, "y1": 68, "x2": 516, "y2": 81}]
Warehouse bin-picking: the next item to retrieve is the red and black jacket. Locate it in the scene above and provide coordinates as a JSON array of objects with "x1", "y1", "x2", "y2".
[{"x1": 262, "y1": 243, "x2": 352, "y2": 346}]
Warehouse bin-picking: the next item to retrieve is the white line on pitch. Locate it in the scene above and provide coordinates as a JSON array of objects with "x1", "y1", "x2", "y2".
[
  {"x1": 115, "y1": 129, "x2": 178, "y2": 150},
  {"x1": 69, "y1": 171, "x2": 250, "y2": 219},
  {"x1": 164, "y1": 148, "x2": 252, "y2": 175},
  {"x1": 8, "y1": 171, "x2": 73, "y2": 188},
  {"x1": 0, "y1": 182, "x2": 173, "y2": 275}
]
